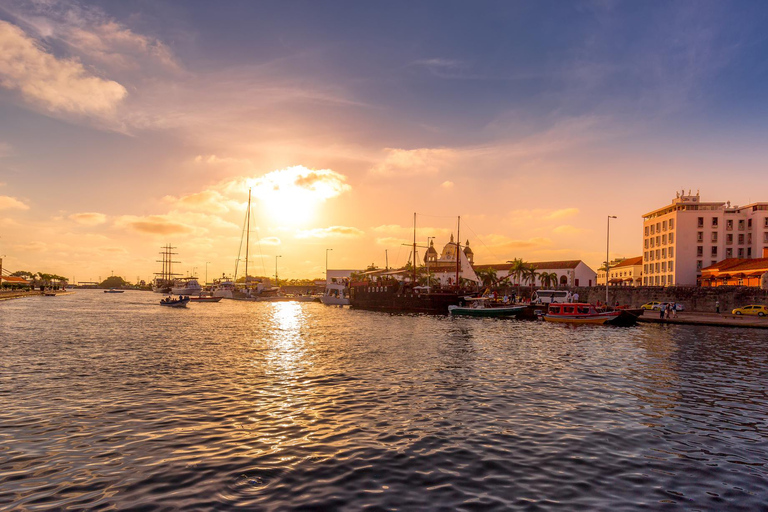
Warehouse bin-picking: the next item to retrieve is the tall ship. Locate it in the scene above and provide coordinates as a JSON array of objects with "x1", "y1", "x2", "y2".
[
  {"x1": 152, "y1": 244, "x2": 181, "y2": 293},
  {"x1": 348, "y1": 214, "x2": 480, "y2": 314}
]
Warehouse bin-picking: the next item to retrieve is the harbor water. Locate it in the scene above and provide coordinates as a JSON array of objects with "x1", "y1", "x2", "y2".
[{"x1": 1, "y1": 291, "x2": 767, "y2": 510}]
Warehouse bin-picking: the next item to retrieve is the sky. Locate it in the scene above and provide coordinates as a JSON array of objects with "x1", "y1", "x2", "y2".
[{"x1": 1, "y1": 0, "x2": 768, "y2": 283}]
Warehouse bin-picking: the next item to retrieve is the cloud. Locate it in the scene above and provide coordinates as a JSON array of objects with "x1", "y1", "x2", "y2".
[
  {"x1": 482, "y1": 234, "x2": 553, "y2": 252},
  {"x1": 375, "y1": 237, "x2": 410, "y2": 247},
  {"x1": 441, "y1": 181, "x2": 454, "y2": 189},
  {"x1": 68, "y1": 212, "x2": 106, "y2": 225},
  {"x1": 163, "y1": 190, "x2": 237, "y2": 214},
  {"x1": 295, "y1": 226, "x2": 364, "y2": 239},
  {"x1": 221, "y1": 165, "x2": 351, "y2": 203},
  {"x1": 370, "y1": 147, "x2": 456, "y2": 176},
  {"x1": 0, "y1": 195, "x2": 29, "y2": 210},
  {"x1": 552, "y1": 224, "x2": 589, "y2": 235},
  {"x1": 259, "y1": 237, "x2": 282, "y2": 246},
  {"x1": 547, "y1": 208, "x2": 580, "y2": 220},
  {"x1": 0, "y1": 20, "x2": 127, "y2": 116},
  {"x1": 114, "y1": 214, "x2": 195, "y2": 235}
]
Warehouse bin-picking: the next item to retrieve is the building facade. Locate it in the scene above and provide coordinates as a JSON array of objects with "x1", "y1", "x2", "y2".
[
  {"x1": 474, "y1": 260, "x2": 597, "y2": 287},
  {"x1": 700, "y1": 258, "x2": 768, "y2": 288},
  {"x1": 597, "y1": 256, "x2": 643, "y2": 286},
  {"x1": 642, "y1": 191, "x2": 768, "y2": 286}
]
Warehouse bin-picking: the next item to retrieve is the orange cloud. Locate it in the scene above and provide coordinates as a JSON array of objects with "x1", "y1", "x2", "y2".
[
  {"x1": 295, "y1": 226, "x2": 364, "y2": 239},
  {"x1": 0, "y1": 195, "x2": 29, "y2": 210},
  {"x1": 115, "y1": 215, "x2": 195, "y2": 235},
  {"x1": 371, "y1": 147, "x2": 456, "y2": 176},
  {"x1": 69, "y1": 212, "x2": 107, "y2": 225}
]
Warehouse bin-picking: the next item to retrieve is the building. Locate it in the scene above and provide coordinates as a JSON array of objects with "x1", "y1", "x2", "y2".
[
  {"x1": 423, "y1": 235, "x2": 481, "y2": 287},
  {"x1": 0, "y1": 276, "x2": 31, "y2": 289},
  {"x1": 700, "y1": 258, "x2": 768, "y2": 288},
  {"x1": 474, "y1": 260, "x2": 597, "y2": 287},
  {"x1": 597, "y1": 256, "x2": 643, "y2": 286},
  {"x1": 642, "y1": 190, "x2": 768, "y2": 286}
]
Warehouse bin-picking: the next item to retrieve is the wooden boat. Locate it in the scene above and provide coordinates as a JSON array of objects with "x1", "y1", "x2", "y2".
[
  {"x1": 104, "y1": 289, "x2": 124, "y2": 293},
  {"x1": 159, "y1": 297, "x2": 190, "y2": 308},
  {"x1": 543, "y1": 303, "x2": 637, "y2": 326},
  {"x1": 189, "y1": 296, "x2": 222, "y2": 303},
  {"x1": 449, "y1": 298, "x2": 526, "y2": 318}
]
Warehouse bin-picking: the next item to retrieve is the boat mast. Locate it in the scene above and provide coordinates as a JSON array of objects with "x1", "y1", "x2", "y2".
[
  {"x1": 245, "y1": 188, "x2": 251, "y2": 284},
  {"x1": 412, "y1": 212, "x2": 417, "y2": 284},
  {"x1": 455, "y1": 216, "x2": 461, "y2": 290}
]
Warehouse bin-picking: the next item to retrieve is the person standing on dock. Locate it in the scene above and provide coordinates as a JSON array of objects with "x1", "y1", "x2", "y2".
[
  {"x1": 659, "y1": 303, "x2": 666, "y2": 319},
  {"x1": 716, "y1": 300, "x2": 721, "y2": 314}
]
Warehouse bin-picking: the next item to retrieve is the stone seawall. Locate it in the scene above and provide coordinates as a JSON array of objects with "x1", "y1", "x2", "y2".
[{"x1": 569, "y1": 286, "x2": 768, "y2": 312}]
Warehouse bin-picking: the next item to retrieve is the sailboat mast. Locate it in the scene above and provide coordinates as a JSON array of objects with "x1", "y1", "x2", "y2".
[
  {"x1": 245, "y1": 188, "x2": 251, "y2": 283},
  {"x1": 455, "y1": 216, "x2": 461, "y2": 290},
  {"x1": 412, "y1": 212, "x2": 417, "y2": 284}
]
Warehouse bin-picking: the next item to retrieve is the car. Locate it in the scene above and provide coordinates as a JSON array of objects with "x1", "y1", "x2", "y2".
[
  {"x1": 731, "y1": 305, "x2": 767, "y2": 317},
  {"x1": 641, "y1": 301, "x2": 684, "y2": 311},
  {"x1": 662, "y1": 302, "x2": 684, "y2": 311},
  {"x1": 641, "y1": 301, "x2": 662, "y2": 310}
]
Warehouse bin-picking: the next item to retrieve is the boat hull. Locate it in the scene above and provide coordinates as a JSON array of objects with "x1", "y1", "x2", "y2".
[
  {"x1": 448, "y1": 305, "x2": 526, "y2": 318},
  {"x1": 321, "y1": 296, "x2": 350, "y2": 306},
  {"x1": 543, "y1": 314, "x2": 614, "y2": 324},
  {"x1": 349, "y1": 283, "x2": 462, "y2": 314},
  {"x1": 189, "y1": 296, "x2": 222, "y2": 303},
  {"x1": 160, "y1": 298, "x2": 189, "y2": 308}
]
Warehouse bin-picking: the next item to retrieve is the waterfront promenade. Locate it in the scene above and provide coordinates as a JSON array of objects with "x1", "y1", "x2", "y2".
[{"x1": 638, "y1": 311, "x2": 768, "y2": 329}]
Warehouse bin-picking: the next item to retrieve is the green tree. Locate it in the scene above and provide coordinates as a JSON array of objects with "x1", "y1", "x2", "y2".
[
  {"x1": 99, "y1": 276, "x2": 128, "y2": 288},
  {"x1": 507, "y1": 258, "x2": 527, "y2": 287},
  {"x1": 476, "y1": 268, "x2": 498, "y2": 288}
]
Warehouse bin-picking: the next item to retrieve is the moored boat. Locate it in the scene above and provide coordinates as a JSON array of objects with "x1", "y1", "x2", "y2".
[
  {"x1": 189, "y1": 296, "x2": 222, "y2": 303},
  {"x1": 321, "y1": 281, "x2": 350, "y2": 306},
  {"x1": 171, "y1": 278, "x2": 202, "y2": 295},
  {"x1": 104, "y1": 289, "x2": 124, "y2": 293},
  {"x1": 448, "y1": 298, "x2": 527, "y2": 318},
  {"x1": 543, "y1": 303, "x2": 637, "y2": 326},
  {"x1": 160, "y1": 296, "x2": 190, "y2": 308}
]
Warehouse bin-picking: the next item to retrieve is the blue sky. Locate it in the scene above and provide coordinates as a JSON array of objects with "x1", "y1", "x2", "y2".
[{"x1": 1, "y1": 0, "x2": 767, "y2": 280}]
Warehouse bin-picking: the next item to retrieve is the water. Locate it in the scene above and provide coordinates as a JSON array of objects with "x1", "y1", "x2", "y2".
[{"x1": 1, "y1": 291, "x2": 767, "y2": 511}]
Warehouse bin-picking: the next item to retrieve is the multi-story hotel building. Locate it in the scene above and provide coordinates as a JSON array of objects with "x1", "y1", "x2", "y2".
[{"x1": 642, "y1": 191, "x2": 768, "y2": 286}]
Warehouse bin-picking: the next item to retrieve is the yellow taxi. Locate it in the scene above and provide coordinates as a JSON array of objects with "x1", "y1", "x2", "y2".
[
  {"x1": 641, "y1": 301, "x2": 663, "y2": 310},
  {"x1": 731, "y1": 305, "x2": 767, "y2": 317}
]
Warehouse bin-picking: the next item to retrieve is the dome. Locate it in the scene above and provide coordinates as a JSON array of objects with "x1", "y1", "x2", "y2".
[
  {"x1": 424, "y1": 240, "x2": 438, "y2": 262},
  {"x1": 463, "y1": 240, "x2": 473, "y2": 255},
  {"x1": 439, "y1": 234, "x2": 458, "y2": 262}
]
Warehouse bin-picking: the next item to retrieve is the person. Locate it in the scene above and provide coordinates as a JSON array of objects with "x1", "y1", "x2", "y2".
[
  {"x1": 670, "y1": 304, "x2": 677, "y2": 318},
  {"x1": 715, "y1": 300, "x2": 720, "y2": 314},
  {"x1": 659, "y1": 303, "x2": 666, "y2": 319},
  {"x1": 665, "y1": 304, "x2": 671, "y2": 319},
  {"x1": 573, "y1": 291, "x2": 580, "y2": 302}
]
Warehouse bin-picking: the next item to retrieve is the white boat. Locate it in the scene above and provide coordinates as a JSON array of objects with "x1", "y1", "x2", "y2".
[
  {"x1": 171, "y1": 278, "x2": 202, "y2": 295},
  {"x1": 212, "y1": 277, "x2": 235, "y2": 299},
  {"x1": 448, "y1": 297, "x2": 526, "y2": 317},
  {"x1": 321, "y1": 281, "x2": 350, "y2": 306}
]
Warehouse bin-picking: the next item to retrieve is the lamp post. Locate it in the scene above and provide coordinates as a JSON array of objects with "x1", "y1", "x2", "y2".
[
  {"x1": 275, "y1": 255, "x2": 282, "y2": 284},
  {"x1": 325, "y1": 249, "x2": 332, "y2": 279},
  {"x1": 606, "y1": 215, "x2": 617, "y2": 306}
]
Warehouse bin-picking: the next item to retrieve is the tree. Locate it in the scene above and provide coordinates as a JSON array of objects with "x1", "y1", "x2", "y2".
[
  {"x1": 476, "y1": 268, "x2": 498, "y2": 288},
  {"x1": 11, "y1": 271, "x2": 35, "y2": 279},
  {"x1": 523, "y1": 267, "x2": 538, "y2": 288},
  {"x1": 99, "y1": 276, "x2": 129, "y2": 289},
  {"x1": 507, "y1": 258, "x2": 528, "y2": 287}
]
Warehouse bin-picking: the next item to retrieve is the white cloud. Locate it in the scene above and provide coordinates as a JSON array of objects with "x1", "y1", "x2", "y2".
[
  {"x1": 295, "y1": 226, "x2": 364, "y2": 239},
  {"x1": 163, "y1": 190, "x2": 238, "y2": 214},
  {"x1": 441, "y1": 180, "x2": 454, "y2": 189},
  {"x1": 370, "y1": 147, "x2": 456, "y2": 176},
  {"x1": 68, "y1": 212, "x2": 106, "y2": 225},
  {"x1": 0, "y1": 20, "x2": 127, "y2": 116},
  {"x1": 0, "y1": 195, "x2": 29, "y2": 210}
]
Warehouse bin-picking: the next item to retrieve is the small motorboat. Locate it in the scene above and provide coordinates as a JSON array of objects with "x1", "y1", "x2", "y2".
[
  {"x1": 449, "y1": 297, "x2": 527, "y2": 318},
  {"x1": 159, "y1": 296, "x2": 190, "y2": 308},
  {"x1": 189, "y1": 296, "x2": 222, "y2": 303},
  {"x1": 542, "y1": 303, "x2": 637, "y2": 326},
  {"x1": 104, "y1": 289, "x2": 125, "y2": 293}
]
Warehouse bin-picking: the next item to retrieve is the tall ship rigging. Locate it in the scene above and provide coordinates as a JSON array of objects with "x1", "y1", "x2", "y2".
[{"x1": 152, "y1": 244, "x2": 181, "y2": 293}]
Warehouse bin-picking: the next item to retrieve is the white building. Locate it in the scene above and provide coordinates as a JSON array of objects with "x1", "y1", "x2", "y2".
[
  {"x1": 642, "y1": 190, "x2": 768, "y2": 286},
  {"x1": 474, "y1": 260, "x2": 597, "y2": 287},
  {"x1": 597, "y1": 256, "x2": 643, "y2": 287}
]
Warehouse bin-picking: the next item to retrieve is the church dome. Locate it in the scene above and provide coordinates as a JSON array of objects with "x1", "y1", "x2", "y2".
[
  {"x1": 439, "y1": 234, "x2": 458, "y2": 261},
  {"x1": 463, "y1": 240, "x2": 473, "y2": 255},
  {"x1": 424, "y1": 240, "x2": 438, "y2": 262}
]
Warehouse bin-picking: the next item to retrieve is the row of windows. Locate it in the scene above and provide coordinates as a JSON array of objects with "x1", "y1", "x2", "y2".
[
  {"x1": 643, "y1": 275, "x2": 674, "y2": 286},
  {"x1": 644, "y1": 248, "x2": 675, "y2": 261},
  {"x1": 644, "y1": 233, "x2": 675, "y2": 248},
  {"x1": 645, "y1": 219, "x2": 676, "y2": 236},
  {"x1": 696, "y1": 232, "x2": 768, "y2": 244},
  {"x1": 645, "y1": 261, "x2": 674, "y2": 274},
  {"x1": 697, "y1": 217, "x2": 768, "y2": 229}
]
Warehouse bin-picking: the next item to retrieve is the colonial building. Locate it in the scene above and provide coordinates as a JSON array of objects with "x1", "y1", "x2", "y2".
[
  {"x1": 474, "y1": 260, "x2": 597, "y2": 287},
  {"x1": 423, "y1": 235, "x2": 481, "y2": 287},
  {"x1": 597, "y1": 256, "x2": 643, "y2": 286},
  {"x1": 700, "y1": 258, "x2": 768, "y2": 288},
  {"x1": 642, "y1": 190, "x2": 768, "y2": 286}
]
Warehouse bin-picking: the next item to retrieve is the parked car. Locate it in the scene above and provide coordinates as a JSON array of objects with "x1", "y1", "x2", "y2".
[
  {"x1": 731, "y1": 305, "x2": 767, "y2": 317},
  {"x1": 662, "y1": 302, "x2": 685, "y2": 311},
  {"x1": 641, "y1": 301, "x2": 662, "y2": 310}
]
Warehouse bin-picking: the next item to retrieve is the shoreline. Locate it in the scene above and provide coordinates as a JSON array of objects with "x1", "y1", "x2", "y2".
[{"x1": 637, "y1": 311, "x2": 768, "y2": 329}]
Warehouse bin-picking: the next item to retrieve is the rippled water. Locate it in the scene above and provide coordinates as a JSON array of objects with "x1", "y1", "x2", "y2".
[{"x1": 1, "y1": 290, "x2": 767, "y2": 511}]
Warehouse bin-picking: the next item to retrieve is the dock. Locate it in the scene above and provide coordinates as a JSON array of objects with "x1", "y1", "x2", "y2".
[{"x1": 638, "y1": 311, "x2": 768, "y2": 329}]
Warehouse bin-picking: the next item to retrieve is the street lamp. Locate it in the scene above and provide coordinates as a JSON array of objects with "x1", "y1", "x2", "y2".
[
  {"x1": 275, "y1": 255, "x2": 282, "y2": 284},
  {"x1": 606, "y1": 215, "x2": 617, "y2": 307},
  {"x1": 326, "y1": 248, "x2": 332, "y2": 279}
]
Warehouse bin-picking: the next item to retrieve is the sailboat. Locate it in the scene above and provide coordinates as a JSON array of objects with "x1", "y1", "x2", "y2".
[{"x1": 152, "y1": 244, "x2": 181, "y2": 293}]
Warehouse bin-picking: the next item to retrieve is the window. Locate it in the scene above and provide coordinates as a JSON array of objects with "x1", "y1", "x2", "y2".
[
  {"x1": 644, "y1": 277, "x2": 648, "y2": 285},
  {"x1": 697, "y1": 246, "x2": 703, "y2": 257},
  {"x1": 656, "y1": 236, "x2": 660, "y2": 245},
  {"x1": 748, "y1": 248, "x2": 752, "y2": 257},
  {"x1": 764, "y1": 233, "x2": 768, "y2": 243},
  {"x1": 661, "y1": 262, "x2": 666, "y2": 272},
  {"x1": 712, "y1": 232, "x2": 718, "y2": 243},
  {"x1": 726, "y1": 219, "x2": 733, "y2": 230},
  {"x1": 748, "y1": 219, "x2": 753, "y2": 228},
  {"x1": 764, "y1": 218, "x2": 768, "y2": 228},
  {"x1": 712, "y1": 217, "x2": 718, "y2": 227},
  {"x1": 650, "y1": 225, "x2": 655, "y2": 235},
  {"x1": 726, "y1": 248, "x2": 733, "y2": 258},
  {"x1": 656, "y1": 222, "x2": 660, "y2": 232},
  {"x1": 650, "y1": 252, "x2": 655, "y2": 261},
  {"x1": 644, "y1": 251, "x2": 648, "y2": 260},
  {"x1": 644, "y1": 240, "x2": 649, "y2": 249},
  {"x1": 669, "y1": 247, "x2": 674, "y2": 257},
  {"x1": 656, "y1": 249, "x2": 660, "y2": 259},
  {"x1": 655, "y1": 263, "x2": 660, "y2": 272},
  {"x1": 711, "y1": 260, "x2": 717, "y2": 267},
  {"x1": 711, "y1": 246, "x2": 718, "y2": 257},
  {"x1": 738, "y1": 234, "x2": 744, "y2": 244},
  {"x1": 661, "y1": 275, "x2": 666, "y2": 285},
  {"x1": 669, "y1": 233, "x2": 674, "y2": 244},
  {"x1": 669, "y1": 219, "x2": 675, "y2": 229},
  {"x1": 697, "y1": 232, "x2": 703, "y2": 242},
  {"x1": 644, "y1": 226, "x2": 649, "y2": 236},
  {"x1": 738, "y1": 248, "x2": 744, "y2": 258},
  {"x1": 662, "y1": 248, "x2": 667, "y2": 258},
  {"x1": 738, "y1": 220, "x2": 745, "y2": 231},
  {"x1": 655, "y1": 276, "x2": 660, "y2": 286},
  {"x1": 726, "y1": 234, "x2": 733, "y2": 245},
  {"x1": 644, "y1": 264, "x2": 648, "y2": 273},
  {"x1": 697, "y1": 260, "x2": 703, "y2": 270},
  {"x1": 668, "y1": 261, "x2": 674, "y2": 272},
  {"x1": 698, "y1": 217, "x2": 704, "y2": 228},
  {"x1": 663, "y1": 220, "x2": 668, "y2": 231},
  {"x1": 668, "y1": 275, "x2": 673, "y2": 285},
  {"x1": 748, "y1": 233, "x2": 752, "y2": 244},
  {"x1": 662, "y1": 234, "x2": 667, "y2": 244}
]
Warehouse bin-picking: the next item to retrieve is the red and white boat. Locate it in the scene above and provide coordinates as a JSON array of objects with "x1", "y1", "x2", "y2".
[{"x1": 543, "y1": 303, "x2": 637, "y2": 326}]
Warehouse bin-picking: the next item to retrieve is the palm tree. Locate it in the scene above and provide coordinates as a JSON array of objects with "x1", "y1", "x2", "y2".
[
  {"x1": 476, "y1": 268, "x2": 498, "y2": 288},
  {"x1": 507, "y1": 258, "x2": 527, "y2": 287},
  {"x1": 524, "y1": 266, "x2": 538, "y2": 289}
]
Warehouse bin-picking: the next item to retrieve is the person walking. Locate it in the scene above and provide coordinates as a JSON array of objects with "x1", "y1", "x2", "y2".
[
  {"x1": 715, "y1": 300, "x2": 720, "y2": 314},
  {"x1": 659, "y1": 303, "x2": 666, "y2": 319}
]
